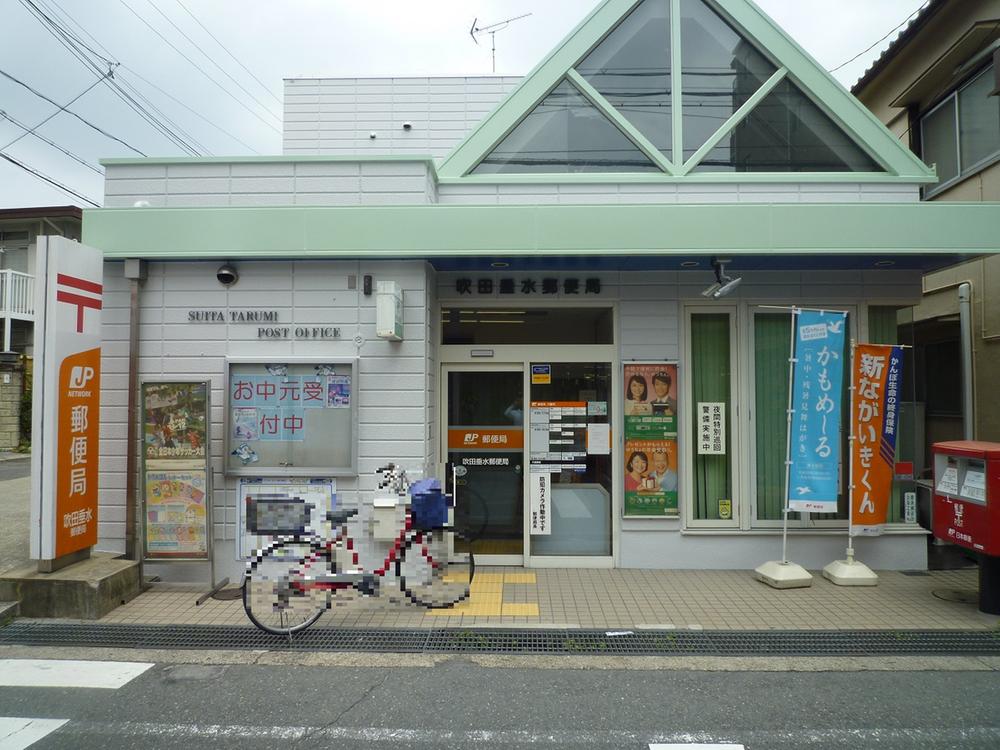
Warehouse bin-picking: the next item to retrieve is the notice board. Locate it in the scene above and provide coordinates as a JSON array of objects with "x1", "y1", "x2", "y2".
[{"x1": 225, "y1": 359, "x2": 358, "y2": 476}]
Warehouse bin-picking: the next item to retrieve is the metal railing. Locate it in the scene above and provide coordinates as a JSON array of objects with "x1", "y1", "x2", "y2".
[{"x1": 0, "y1": 270, "x2": 34, "y2": 318}]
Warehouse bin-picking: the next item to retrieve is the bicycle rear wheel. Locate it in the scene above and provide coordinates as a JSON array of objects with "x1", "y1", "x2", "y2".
[
  {"x1": 396, "y1": 527, "x2": 475, "y2": 608},
  {"x1": 243, "y1": 540, "x2": 330, "y2": 635}
]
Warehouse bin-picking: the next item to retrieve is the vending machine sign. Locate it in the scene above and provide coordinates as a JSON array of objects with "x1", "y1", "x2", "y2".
[{"x1": 31, "y1": 237, "x2": 103, "y2": 561}]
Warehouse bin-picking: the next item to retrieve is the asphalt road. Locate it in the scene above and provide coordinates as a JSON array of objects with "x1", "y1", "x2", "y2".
[
  {"x1": 1, "y1": 657, "x2": 998, "y2": 749},
  {"x1": 0, "y1": 461, "x2": 31, "y2": 574}
]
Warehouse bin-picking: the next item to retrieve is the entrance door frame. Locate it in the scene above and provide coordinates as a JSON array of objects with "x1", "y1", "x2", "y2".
[{"x1": 440, "y1": 343, "x2": 620, "y2": 569}]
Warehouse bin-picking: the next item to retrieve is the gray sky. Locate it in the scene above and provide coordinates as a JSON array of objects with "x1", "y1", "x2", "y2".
[{"x1": 0, "y1": 0, "x2": 927, "y2": 209}]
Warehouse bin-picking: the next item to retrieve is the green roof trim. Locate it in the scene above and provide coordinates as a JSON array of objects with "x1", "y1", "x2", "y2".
[
  {"x1": 437, "y1": 0, "x2": 936, "y2": 181},
  {"x1": 83, "y1": 203, "x2": 1000, "y2": 259}
]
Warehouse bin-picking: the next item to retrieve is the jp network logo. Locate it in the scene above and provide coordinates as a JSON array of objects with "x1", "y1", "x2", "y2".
[{"x1": 68, "y1": 366, "x2": 95, "y2": 390}]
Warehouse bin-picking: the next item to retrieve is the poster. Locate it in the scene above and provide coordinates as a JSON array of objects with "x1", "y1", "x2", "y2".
[
  {"x1": 624, "y1": 438, "x2": 678, "y2": 516},
  {"x1": 144, "y1": 470, "x2": 209, "y2": 558},
  {"x1": 529, "y1": 472, "x2": 550, "y2": 535},
  {"x1": 144, "y1": 382, "x2": 208, "y2": 461},
  {"x1": 624, "y1": 363, "x2": 678, "y2": 516},
  {"x1": 698, "y1": 402, "x2": 726, "y2": 455},
  {"x1": 327, "y1": 375, "x2": 351, "y2": 407},
  {"x1": 786, "y1": 310, "x2": 848, "y2": 513},
  {"x1": 850, "y1": 343, "x2": 904, "y2": 535}
]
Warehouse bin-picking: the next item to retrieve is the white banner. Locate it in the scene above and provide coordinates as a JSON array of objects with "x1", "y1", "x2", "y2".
[
  {"x1": 30, "y1": 237, "x2": 104, "y2": 561},
  {"x1": 529, "y1": 472, "x2": 550, "y2": 535}
]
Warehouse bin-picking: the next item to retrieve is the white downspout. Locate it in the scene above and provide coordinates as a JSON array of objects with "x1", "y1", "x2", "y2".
[{"x1": 959, "y1": 282, "x2": 974, "y2": 440}]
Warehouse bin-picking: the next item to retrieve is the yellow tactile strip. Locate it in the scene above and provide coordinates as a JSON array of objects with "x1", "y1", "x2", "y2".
[{"x1": 424, "y1": 572, "x2": 539, "y2": 617}]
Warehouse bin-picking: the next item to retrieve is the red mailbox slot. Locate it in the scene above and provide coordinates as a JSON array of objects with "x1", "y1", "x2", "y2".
[{"x1": 932, "y1": 440, "x2": 1000, "y2": 614}]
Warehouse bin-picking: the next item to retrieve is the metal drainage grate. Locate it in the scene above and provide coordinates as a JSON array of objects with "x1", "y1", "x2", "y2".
[{"x1": 3, "y1": 621, "x2": 1000, "y2": 656}]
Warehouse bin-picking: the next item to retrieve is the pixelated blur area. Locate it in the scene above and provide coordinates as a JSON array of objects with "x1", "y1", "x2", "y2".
[
  {"x1": 243, "y1": 541, "x2": 329, "y2": 635},
  {"x1": 396, "y1": 529, "x2": 474, "y2": 608},
  {"x1": 246, "y1": 495, "x2": 313, "y2": 536}
]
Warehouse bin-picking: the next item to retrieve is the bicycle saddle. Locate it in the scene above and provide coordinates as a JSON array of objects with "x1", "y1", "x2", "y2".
[{"x1": 326, "y1": 508, "x2": 359, "y2": 524}]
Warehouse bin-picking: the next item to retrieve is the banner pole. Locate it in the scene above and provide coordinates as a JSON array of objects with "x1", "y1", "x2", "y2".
[
  {"x1": 780, "y1": 308, "x2": 799, "y2": 565},
  {"x1": 846, "y1": 339, "x2": 857, "y2": 563}
]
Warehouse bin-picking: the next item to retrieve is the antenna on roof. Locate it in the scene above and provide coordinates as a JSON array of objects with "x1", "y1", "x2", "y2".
[{"x1": 470, "y1": 13, "x2": 532, "y2": 74}]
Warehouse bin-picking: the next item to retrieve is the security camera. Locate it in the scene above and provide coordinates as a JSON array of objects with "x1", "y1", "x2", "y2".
[
  {"x1": 216, "y1": 264, "x2": 239, "y2": 287},
  {"x1": 402, "y1": 121, "x2": 412, "y2": 131}
]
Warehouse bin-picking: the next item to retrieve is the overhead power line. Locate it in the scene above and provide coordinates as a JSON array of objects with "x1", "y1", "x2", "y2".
[
  {"x1": 20, "y1": 0, "x2": 206, "y2": 155},
  {"x1": 0, "y1": 68, "x2": 111, "y2": 152},
  {"x1": 0, "y1": 151, "x2": 100, "y2": 206},
  {"x1": 117, "y1": 0, "x2": 282, "y2": 134},
  {"x1": 0, "y1": 67, "x2": 146, "y2": 155},
  {"x1": 829, "y1": 1, "x2": 930, "y2": 73},
  {"x1": 40, "y1": 0, "x2": 257, "y2": 153},
  {"x1": 0, "y1": 109, "x2": 103, "y2": 174},
  {"x1": 174, "y1": 0, "x2": 282, "y2": 107}
]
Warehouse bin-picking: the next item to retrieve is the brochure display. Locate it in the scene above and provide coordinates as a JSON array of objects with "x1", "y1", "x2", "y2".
[
  {"x1": 623, "y1": 363, "x2": 678, "y2": 517},
  {"x1": 141, "y1": 381, "x2": 212, "y2": 560}
]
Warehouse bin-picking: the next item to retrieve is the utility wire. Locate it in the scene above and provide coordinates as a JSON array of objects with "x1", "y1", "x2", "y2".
[
  {"x1": 174, "y1": 0, "x2": 282, "y2": 107},
  {"x1": 0, "y1": 68, "x2": 110, "y2": 152},
  {"x1": 144, "y1": 0, "x2": 282, "y2": 121},
  {"x1": 0, "y1": 151, "x2": 100, "y2": 206},
  {"x1": 0, "y1": 109, "x2": 103, "y2": 174},
  {"x1": 117, "y1": 0, "x2": 282, "y2": 134},
  {"x1": 829, "y1": 1, "x2": 930, "y2": 73},
  {"x1": 40, "y1": 0, "x2": 256, "y2": 153},
  {"x1": 0, "y1": 67, "x2": 146, "y2": 155},
  {"x1": 21, "y1": 0, "x2": 205, "y2": 155}
]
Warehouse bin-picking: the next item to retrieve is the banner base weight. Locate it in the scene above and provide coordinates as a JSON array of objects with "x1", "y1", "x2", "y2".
[{"x1": 754, "y1": 560, "x2": 812, "y2": 589}]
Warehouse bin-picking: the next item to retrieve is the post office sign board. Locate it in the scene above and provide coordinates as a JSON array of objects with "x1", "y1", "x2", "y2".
[{"x1": 30, "y1": 236, "x2": 103, "y2": 561}]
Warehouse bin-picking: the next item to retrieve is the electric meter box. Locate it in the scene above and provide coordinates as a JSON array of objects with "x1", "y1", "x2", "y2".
[
  {"x1": 932, "y1": 440, "x2": 1000, "y2": 614},
  {"x1": 376, "y1": 281, "x2": 403, "y2": 341}
]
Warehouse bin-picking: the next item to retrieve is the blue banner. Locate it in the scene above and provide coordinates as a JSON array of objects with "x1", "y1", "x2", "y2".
[{"x1": 787, "y1": 310, "x2": 848, "y2": 512}]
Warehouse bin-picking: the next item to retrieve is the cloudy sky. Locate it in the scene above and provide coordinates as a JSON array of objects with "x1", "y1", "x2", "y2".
[{"x1": 0, "y1": 0, "x2": 927, "y2": 209}]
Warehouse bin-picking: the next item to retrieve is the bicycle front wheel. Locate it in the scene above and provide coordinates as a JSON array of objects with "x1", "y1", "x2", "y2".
[
  {"x1": 396, "y1": 527, "x2": 475, "y2": 608},
  {"x1": 243, "y1": 540, "x2": 330, "y2": 635}
]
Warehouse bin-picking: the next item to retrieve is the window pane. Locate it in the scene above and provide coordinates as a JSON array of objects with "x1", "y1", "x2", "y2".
[
  {"x1": 691, "y1": 313, "x2": 732, "y2": 520},
  {"x1": 694, "y1": 78, "x2": 883, "y2": 172},
  {"x1": 680, "y1": 0, "x2": 776, "y2": 162},
  {"x1": 921, "y1": 98, "x2": 959, "y2": 184},
  {"x1": 473, "y1": 80, "x2": 661, "y2": 173},
  {"x1": 577, "y1": 0, "x2": 672, "y2": 153},
  {"x1": 959, "y1": 68, "x2": 1000, "y2": 169},
  {"x1": 754, "y1": 313, "x2": 796, "y2": 521}
]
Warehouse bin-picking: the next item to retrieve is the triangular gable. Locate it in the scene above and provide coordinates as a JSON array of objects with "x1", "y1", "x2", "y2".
[{"x1": 438, "y1": 0, "x2": 935, "y2": 181}]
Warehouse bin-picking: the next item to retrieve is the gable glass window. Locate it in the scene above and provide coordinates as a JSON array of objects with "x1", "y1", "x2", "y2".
[
  {"x1": 695, "y1": 78, "x2": 882, "y2": 172},
  {"x1": 921, "y1": 65, "x2": 1000, "y2": 196},
  {"x1": 473, "y1": 80, "x2": 661, "y2": 173},
  {"x1": 680, "y1": 0, "x2": 776, "y2": 163},
  {"x1": 577, "y1": 0, "x2": 672, "y2": 153}
]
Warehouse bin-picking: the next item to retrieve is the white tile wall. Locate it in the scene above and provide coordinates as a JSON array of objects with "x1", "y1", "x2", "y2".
[
  {"x1": 283, "y1": 77, "x2": 521, "y2": 159},
  {"x1": 97, "y1": 259, "x2": 435, "y2": 555}
]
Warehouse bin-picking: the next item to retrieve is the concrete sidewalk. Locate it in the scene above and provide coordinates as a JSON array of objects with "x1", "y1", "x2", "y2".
[{"x1": 100, "y1": 566, "x2": 1000, "y2": 631}]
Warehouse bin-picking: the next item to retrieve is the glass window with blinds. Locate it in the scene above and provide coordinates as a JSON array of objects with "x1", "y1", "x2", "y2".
[{"x1": 689, "y1": 311, "x2": 734, "y2": 524}]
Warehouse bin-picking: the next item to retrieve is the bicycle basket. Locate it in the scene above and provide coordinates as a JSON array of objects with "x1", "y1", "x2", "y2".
[
  {"x1": 410, "y1": 480, "x2": 447, "y2": 530},
  {"x1": 246, "y1": 494, "x2": 314, "y2": 536}
]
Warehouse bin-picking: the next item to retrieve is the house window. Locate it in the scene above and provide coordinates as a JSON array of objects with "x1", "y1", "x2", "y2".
[{"x1": 921, "y1": 65, "x2": 1000, "y2": 197}]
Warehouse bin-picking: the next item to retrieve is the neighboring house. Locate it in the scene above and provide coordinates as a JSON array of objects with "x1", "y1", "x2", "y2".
[
  {"x1": 0, "y1": 206, "x2": 82, "y2": 450},
  {"x1": 853, "y1": 0, "x2": 1000, "y2": 468},
  {"x1": 83, "y1": 0, "x2": 1000, "y2": 582}
]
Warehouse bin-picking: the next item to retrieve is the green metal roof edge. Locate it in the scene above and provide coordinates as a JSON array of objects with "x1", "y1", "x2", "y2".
[
  {"x1": 83, "y1": 203, "x2": 1000, "y2": 259},
  {"x1": 436, "y1": 0, "x2": 936, "y2": 181}
]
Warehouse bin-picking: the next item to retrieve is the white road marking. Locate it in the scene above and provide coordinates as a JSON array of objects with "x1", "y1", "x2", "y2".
[
  {"x1": 42, "y1": 721, "x2": 1000, "y2": 745},
  {"x1": 650, "y1": 745, "x2": 744, "y2": 749},
  {"x1": 0, "y1": 659, "x2": 153, "y2": 689},
  {"x1": 0, "y1": 717, "x2": 68, "y2": 750}
]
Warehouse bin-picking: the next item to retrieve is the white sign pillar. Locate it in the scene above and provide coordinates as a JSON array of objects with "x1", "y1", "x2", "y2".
[{"x1": 30, "y1": 236, "x2": 104, "y2": 569}]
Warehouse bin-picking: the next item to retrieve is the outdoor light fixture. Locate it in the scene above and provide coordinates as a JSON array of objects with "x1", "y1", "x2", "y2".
[{"x1": 701, "y1": 258, "x2": 742, "y2": 298}]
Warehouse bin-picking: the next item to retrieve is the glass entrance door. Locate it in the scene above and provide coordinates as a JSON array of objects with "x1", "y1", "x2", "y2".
[{"x1": 445, "y1": 368, "x2": 524, "y2": 562}]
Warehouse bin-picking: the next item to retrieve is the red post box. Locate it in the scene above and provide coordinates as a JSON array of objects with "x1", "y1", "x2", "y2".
[{"x1": 932, "y1": 440, "x2": 1000, "y2": 614}]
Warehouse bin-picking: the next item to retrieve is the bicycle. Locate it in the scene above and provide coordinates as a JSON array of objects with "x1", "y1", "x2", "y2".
[{"x1": 242, "y1": 464, "x2": 475, "y2": 636}]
